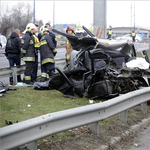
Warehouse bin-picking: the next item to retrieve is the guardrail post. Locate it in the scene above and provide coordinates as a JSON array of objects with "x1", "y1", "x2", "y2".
[
  {"x1": 140, "y1": 102, "x2": 147, "y2": 114},
  {"x1": 90, "y1": 122, "x2": 99, "y2": 137},
  {"x1": 27, "y1": 141, "x2": 37, "y2": 150},
  {"x1": 11, "y1": 67, "x2": 17, "y2": 85},
  {"x1": 119, "y1": 110, "x2": 127, "y2": 124}
]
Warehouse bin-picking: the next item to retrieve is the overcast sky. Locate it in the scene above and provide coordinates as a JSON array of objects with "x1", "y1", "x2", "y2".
[{"x1": 1, "y1": 0, "x2": 150, "y2": 28}]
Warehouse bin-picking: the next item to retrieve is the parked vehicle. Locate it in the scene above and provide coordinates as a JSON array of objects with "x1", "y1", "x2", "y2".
[
  {"x1": 116, "y1": 34, "x2": 142, "y2": 42},
  {"x1": 34, "y1": 26, "x2": 150, "y2": 100},
  {"x1": 0, "y1": 35, "x2": 7, "y2": 54},
  {"x1": 75, "y1": 29, "x2": 88, "y2": 37}
]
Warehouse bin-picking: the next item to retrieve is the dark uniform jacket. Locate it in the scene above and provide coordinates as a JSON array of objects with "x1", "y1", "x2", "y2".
[
  {"x1": 49, "y1": 31, "x2": 57, "y2": 48},
  {"x1": 40, "y1": 33, "x2": 57, "y2": 65},
  {"x1": 21, "y1": 31, "x2": 35, "y2": 62},
  {"x1": 38, "y1": 31, "x2": 57, "y2": 48},
  {"x1": 5, "y1": 32, "x2": 21, "y2": 57}
]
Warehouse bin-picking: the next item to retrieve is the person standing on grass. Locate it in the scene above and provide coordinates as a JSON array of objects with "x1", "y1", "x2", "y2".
[
  {"x1": 45, "y1": 23, "x2": 57, "y2": 72},
  {"x1": 39, "y1": 26, "x2": 57, "y2": 82},
  {"x1": 5, "y1": 29, "x2": 22, "y2": 85},
  {"x1": 31, "y1": 23, "x2": 40, "y2": 83},
  {"x1": 21, "y1": 23, "x2": 36, "y2": 85}
]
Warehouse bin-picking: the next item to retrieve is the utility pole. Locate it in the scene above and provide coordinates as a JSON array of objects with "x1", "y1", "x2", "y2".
[
  {"x1": 134, "y1": 0, "x2": 135, "y2": 32},
  {"x1": 130, "y1": 4, "x2": 132, "y2": 32},
  {"x1": 33, "y1": 0, "x2": 35, "y2": 24},
  {"x1": 53, "y1": 0, "x2": 55, "y2": 29}
]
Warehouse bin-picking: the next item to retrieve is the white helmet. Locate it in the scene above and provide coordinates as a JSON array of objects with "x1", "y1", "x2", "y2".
[
  {"x1": 26, "y1": 23, "x2": 36, "y2": 32},
  {"x1": 40, "y1": 26, "x2": 49, "y2": 35}
]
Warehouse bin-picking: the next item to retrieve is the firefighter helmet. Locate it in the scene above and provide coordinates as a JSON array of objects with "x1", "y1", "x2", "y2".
[
  {"x1": 26, "y1": 23, "x2": 36, "y2": 32},
  {"x1": 40, "y1": 26, "x2": 49, "y2": 35},
  {"x1": 66, "y1": 26, "x2": 75, "y2": 33}
]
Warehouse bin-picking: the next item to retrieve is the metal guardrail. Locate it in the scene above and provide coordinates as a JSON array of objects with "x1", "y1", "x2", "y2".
[
  {"x1": 0, "y1": 87, "x2": 150, "y2": 150},
  {"x1": 0, "y1": 58, "x2": 66, "y2": 84}
]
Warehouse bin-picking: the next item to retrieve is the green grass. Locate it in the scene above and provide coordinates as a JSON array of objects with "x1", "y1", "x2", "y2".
[
  {"x1": 136, "y1": 49, "x2": 150, "y2": 58},
  {"x1": 1, "y1": 86, "x2": 150, "y2": 150},
  {"x1": 0, "y1": 87, "x2": 90, "y2": 127}
]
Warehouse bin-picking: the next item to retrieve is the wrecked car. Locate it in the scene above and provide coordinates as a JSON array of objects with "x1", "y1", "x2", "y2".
[{"x1": 34, "y1": 26, "x2": 150, "y2": 100}]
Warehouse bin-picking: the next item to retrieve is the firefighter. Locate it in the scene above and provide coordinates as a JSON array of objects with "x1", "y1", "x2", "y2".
[
  {"x1": 107, "y1": 28, "x2": 113, "y2": 39},
  {"x1": 21, "y1": 23, "x2": 36, "y2": 84},
  {"x1": 39, "y1": 26, "x2": 57, "y2": 82},
  {"x1": 131, "y1": 31, "x2": 136, "y2": 42},
  {"x1": 64, "y1": 26, "x2": 75, "y2": 70},
  {"x1": 31, "y1": 25, "x2": 40, "y2": 82}
]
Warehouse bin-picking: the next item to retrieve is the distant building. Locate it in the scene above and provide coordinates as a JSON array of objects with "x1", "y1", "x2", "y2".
[{"x1": 109, "y1": 27, "x2": 150, "y2": 39}]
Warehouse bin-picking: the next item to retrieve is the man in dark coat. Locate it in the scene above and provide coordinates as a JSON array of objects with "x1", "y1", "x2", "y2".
[{"x1": 5, "y1": 29, "x2": 22, "y2": 85}]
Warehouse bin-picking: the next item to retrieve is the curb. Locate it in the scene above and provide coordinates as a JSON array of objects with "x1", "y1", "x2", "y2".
[{"x1": 99, "y1": 117, "x2": 150, "y2": 150}]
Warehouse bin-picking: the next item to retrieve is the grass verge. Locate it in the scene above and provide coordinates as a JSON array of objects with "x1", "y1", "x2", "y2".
[
  {"x1": 0, "y1": 87, "x2": 89, "y2": 127},
  {"x1": 0, "y1": 86, "x2": 150, "y2": 150}
]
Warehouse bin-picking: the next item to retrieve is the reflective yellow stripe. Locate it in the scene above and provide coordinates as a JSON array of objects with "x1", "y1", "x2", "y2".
[
  {"x1": 21, "y1": 39, "x2": 24, "y2": 44},
  {"x1": 29, "y1": 40, "x2": 34, "y2": 44},
  {"x1": 21, "y1": 48, "x2": 26, "y2": 53},
  {"x1": 108, "y1": 31, "x2": 112, "y2": 35},
  {"x1": 67, "y1": 40, "x2": 70, "y2": 44},
  {"x1": 53, "y1": 49, "x2": 57, "y2": 53},
  {"x1": 66, "y1": 55, "x2": 70, "y2": 59},
  {"x1": 23, "y1": 57, "x2": 35, "y2": 61},
  {"x1": 40, "y1": 42, "x2": 47, "y2": 46},
  {"x1": 47, "y1": 74, "x2": 50, "y2": 79},
  {"x1": 35, "y1": 43, "x2": 40, "y2": 47},
  {"x1": 41, "y1": 73, "x2": 49, "y2": 79},
  {"x1": 24, "y1": 76, "x2": 31, "y2": 80},
  {"x1": 42, "y1": 59, "x2": 55, "y2": 65},
  {"x1": 41, "y1": 73, "x2": 47, "y2": 78},
  {"x1": 33, "y1": 35, "x2": 40, "y2": 47}
]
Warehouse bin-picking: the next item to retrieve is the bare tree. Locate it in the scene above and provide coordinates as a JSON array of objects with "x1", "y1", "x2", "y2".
[
  {"x1": 0, "y1": 2, "x2": 33, "y2": 37},
  {"x1": 0, "y1": 6, "x2": 12, "y2": 36}
]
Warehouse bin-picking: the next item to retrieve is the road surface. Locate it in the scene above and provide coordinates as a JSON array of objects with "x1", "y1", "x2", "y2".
[{"x1": 128, "y1": 123, "x2": 150, "y2": 150}]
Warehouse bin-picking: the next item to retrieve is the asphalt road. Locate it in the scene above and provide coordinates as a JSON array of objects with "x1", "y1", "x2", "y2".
[
  {"x1": 128, "y1": 123, "x2": 150, "y2": 150},
  {"x1": 0, "y1": 47, "x2": 66, "y2": 68}
]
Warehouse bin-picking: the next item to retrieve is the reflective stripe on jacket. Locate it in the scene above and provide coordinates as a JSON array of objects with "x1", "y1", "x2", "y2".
[
  {"x1": 108, "y1": 30, "x2": 112, "y2": 35},
  {"x1": 66, "y1": 40, "x2": 73, "y2": 55},
  {"x1": 40, "y1": 33, "x2": 55, "y2": 65},
  {"x1": 24, "y1": 75, "x2": 31, "y2": 81},
  {"x1": 21, "y1": 31, "x2": 35, "y2": 62},
  {"x1": 132, "y1": 33, "x2": 136, "y2": 37},
  {"x1": 33, "y1": 34, "x2": 40, "y2": 48},
  {"x1": 41, "y1": 73, "x2": 49, "y2": 79}
]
